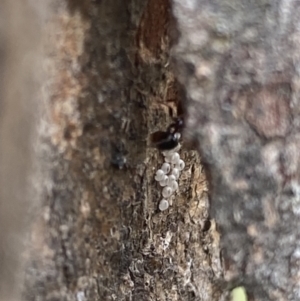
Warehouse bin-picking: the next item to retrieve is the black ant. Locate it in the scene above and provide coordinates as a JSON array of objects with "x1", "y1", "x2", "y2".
[{"x1": 150, "y1": 99, "x2": 184, "y2": 151}]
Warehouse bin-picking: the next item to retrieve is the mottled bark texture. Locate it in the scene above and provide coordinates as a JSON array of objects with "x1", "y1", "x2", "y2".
[
  {"x1": 172, "y1": 0, "x2": 300, "y2": 300},
  {"x1": 19, "y1": 1, "x2": 222, "y2": 301}
]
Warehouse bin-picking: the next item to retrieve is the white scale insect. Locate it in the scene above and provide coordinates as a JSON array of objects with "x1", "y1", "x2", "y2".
[{"x1": 154, "y1": 146, "x2": 185, "y2": 211}]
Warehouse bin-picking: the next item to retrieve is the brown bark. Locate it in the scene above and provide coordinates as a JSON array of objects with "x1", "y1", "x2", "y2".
[
  {"x1": 172, "y1": 0, "x2": 300, "y2": 300},
  {"x1": 5, "y1": 0, "x2": 300, "y2": 301},
  {"x1": 6, "y1": 1, "x2": 221, "y2": 301}
]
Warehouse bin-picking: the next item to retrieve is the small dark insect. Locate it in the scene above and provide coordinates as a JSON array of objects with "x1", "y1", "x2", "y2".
[
  {"x1": 110, "y1": 142, "x2": 128, "y2": 169},
  {"x1": 150, "y1": 105, "x2": 184, "y2": 151},
  {"x1": 111, "y1": 153, "x2": 127, "y2": 169},
  {"x1": 150, "y1": 92, "x2": 185, "y2": 151}
]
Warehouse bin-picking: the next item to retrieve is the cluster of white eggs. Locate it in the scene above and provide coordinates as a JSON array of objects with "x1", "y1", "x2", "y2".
[{"x1": 154, "y1": 148, "x2": 185, "y2": 211}]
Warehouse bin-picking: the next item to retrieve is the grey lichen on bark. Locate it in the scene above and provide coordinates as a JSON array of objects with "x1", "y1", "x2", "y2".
[{"x1": 172, "y1": 0, "x2": 300, "y2": 300}]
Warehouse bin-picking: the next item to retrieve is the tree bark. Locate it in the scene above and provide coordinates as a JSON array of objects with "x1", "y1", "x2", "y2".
[
  {"x1": 19, "y1": 1, "x2": 222, "y2": 301},
  {"x1": 0, "y1": 1, "x2": 41, "y2": 301},
  {"x1": 3, "y1": 0, "x2": 300, "y2": 301},
  {"x1": 172, "y1": 0, "x2": 300, "y2": 300}
]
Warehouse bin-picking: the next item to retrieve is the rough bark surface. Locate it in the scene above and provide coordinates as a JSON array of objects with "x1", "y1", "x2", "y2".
[
  {"x1": 20, "y1": 1, "x2": 222, "y2": 301},
  {"x1": 172, "y1": 0, "x2": 300, "y2": 300}
]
